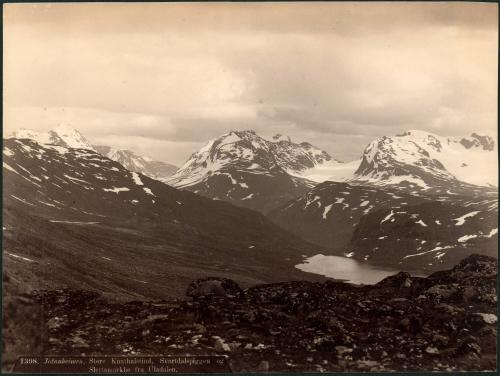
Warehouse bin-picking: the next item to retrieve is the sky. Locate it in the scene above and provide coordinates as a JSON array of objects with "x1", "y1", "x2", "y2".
[{"x1": 3, "y1": 2, "x2": 498, "y2": 165}]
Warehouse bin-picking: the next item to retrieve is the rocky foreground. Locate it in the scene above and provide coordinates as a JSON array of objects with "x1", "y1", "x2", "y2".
[{"x1": 3, "y1": 255, "x2": 497, "y2": 372}]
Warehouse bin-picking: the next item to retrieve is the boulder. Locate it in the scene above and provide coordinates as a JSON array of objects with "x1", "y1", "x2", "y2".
[
  {"x1": 425, "y1": 285, "x2": 457, "y2": 300},
  {"x1": 186, "y1": 277, "x2": 242, "y2": 298},
  {"x1": 376, "y1": 272, "x2": 413, "y2": 288}
]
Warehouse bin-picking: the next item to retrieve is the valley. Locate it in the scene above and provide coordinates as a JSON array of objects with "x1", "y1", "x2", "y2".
[
  {"x1": 3, "y1": 3, "x2": 497, "y2": 373},
  {"x1": 2, "y1": 126, "x2": 497, "y2": 372}
]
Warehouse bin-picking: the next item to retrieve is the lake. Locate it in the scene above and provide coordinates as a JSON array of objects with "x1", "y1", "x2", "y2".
[{"x1": 296, "y1": 254, "x2": 413, "y2": 285}]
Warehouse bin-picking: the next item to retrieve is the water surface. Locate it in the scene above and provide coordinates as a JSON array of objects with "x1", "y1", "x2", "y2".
[{"x1": 296, "y1": 254, "x2": 410, "y2": 285}]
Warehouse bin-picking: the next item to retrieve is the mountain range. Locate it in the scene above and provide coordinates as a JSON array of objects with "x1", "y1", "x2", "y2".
[
  {"x1": 352, "y1": 130, "x2": 497, "y2": 190},
  {"x1": 11, "y1": 125, "x2": 97, "y2": 151},
  {"x1": 9, "y1": 126, "x2": 178, "y2": 182},
  {"x1": 93, "y1": 145, "x2": 177, "y2": 183},
  {"x1": 168, "y1": 127, "x2": 497, "y2": 271},
  {"x1": 4, "y1": 126, "x2": 498, "y2": 274},
  {"x1": 166, "y1": 130, "x2": 345, "y2": 213},
  {"x1": 3, "y1": 137, "x2": 325, "y2": 300},
  {"x1": 269, "y1": 180, "x2": 497, "y2": 271},
  {"x1": 2, "y1": 125, "x2": 497, "y2": 373}
]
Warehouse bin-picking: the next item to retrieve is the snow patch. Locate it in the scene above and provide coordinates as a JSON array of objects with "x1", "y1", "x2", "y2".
[
  {"x1": 457, "y1": 234, "x2": 478, "y2": 243},
  {"x1": 453, "y1": 211, "x2": 480, "y2": 226},
  {"x1": 6, "y1": 252, "x2": 34, "y2": 262},
  {"x1": 402, "y1": 246, "x2": 453, "y2": 259},
  {"x1": 381, "y1": 210, "x2": 394, "y2": 224},
  {"x1": 64, "y1": 174, "x2": 90, "y2": 184},
  {"x1": 3, "y1": 148, "x2": 14, "y2": 156},
  {"x1": 104, "y1": 187, "x2": 130, "y2": 194},
  {"x1": 49, "y1": 220, "x2": 99, "y2": 224},
  {"x1": 322, "y1": 204, "x2": 333, "y2": 219},
  {"x1": 131, "y1": 172, "x2": 144, "y2": 186},
  {"x1": 143, "y1": 187, "x2": 155, "y2": 196},
  {"x1": 485, "y1": 228, "x2": 498, "y2": 238},
  {"x1": 11, "y1": 195, "x2": 34, "y2": 206},
  {"x1": 304, "y1": 195, "x2": 321, "y2": 209}
]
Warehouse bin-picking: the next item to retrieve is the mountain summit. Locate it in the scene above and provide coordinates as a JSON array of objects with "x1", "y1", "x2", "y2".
[
  {"x1": 93, "y1": 146, "x2": 177, "y2": 183},
  {"x1": 168, "y1": 130, "x2": 338, "y2": 188},
  {"x1": 8, "y1": 126, "x2": 178, "y2": 183},
  {"x1": 10, "y1": 124, "x2": 96, "y2": 151},
  {"x1": 166, "y1": 130, "x2": 342, "y2": 213},
  {"x1": 352, "y1": 130, "x2": 497, "y2": 189}
]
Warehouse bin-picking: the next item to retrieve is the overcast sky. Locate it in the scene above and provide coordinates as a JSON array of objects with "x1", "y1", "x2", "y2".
[{"x1": 3, "y1": 2, "x2": 498, "y2": 165}]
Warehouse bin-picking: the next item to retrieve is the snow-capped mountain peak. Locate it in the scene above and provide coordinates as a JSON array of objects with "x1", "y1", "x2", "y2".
[
  {"x1": 8, "y1": 126, "x2": 177, "y2": 182},
  {"x1": 165, "y1": 130, "x2": 342, "y2": 213},
  {"x1": 9, "y1": 125, "x2": 96, "y2": 151},
  {"x1": 353, "y1": 130, "x2": 497, "y2": 188},
  {"x1": 167, "y1": 130, "x2": 277, "y2": 189},
  {"x1": 52, "y1": 124, "x2": 95, "y2": 150},
  {"x1": 9, "y1": 129, "x2": 61, "y2": 145},
  {"x1": 93, "y1": 145, "x2": 177, "y2": 183},
  {"x1": 168, "y1": 130, "x2": 339, "y2": 189}
]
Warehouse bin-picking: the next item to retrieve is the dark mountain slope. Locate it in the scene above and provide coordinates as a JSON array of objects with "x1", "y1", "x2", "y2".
[
  {"x1": 349, "y1": 200, "x2": 498, "y2": 271},
  {"x1": 268, "y1": 181, "x2": 429, "y2": 250},
  {"x1": 3, "y1": 138, "x2": 326, "y2": 300},
  {"x1": 268, "y1": 180, "x2": 497, "y2": 272}
]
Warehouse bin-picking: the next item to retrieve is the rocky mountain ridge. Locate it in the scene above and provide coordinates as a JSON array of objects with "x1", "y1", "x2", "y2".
[
  {"x1": 10, "y1": 125, "x2": 96, "y2": 151},
  {"x1": 352, "y1": 130, "x2": 497, "y2": 189},
  {"x1": 168, "y1": 130, "x2": 340, "y2": 188},
  {"x1": 93, "y1": 145, "x2": 177, "y2": 182},
  {"x1": 8, "y1": 126, "x2": 178, "y2": 183},
  {"x1": 166, "y1": 130, "x2": 340, "y2": 213}
]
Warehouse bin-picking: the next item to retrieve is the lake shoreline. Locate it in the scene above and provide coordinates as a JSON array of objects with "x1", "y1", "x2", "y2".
[{"x1": 296, "y1": 254, "x2": 427, "y2": 285}]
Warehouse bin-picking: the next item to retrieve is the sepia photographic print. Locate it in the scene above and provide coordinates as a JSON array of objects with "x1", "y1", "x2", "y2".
[{"x1": 2, "y1": 1, "x2": 498, "y2": 373}]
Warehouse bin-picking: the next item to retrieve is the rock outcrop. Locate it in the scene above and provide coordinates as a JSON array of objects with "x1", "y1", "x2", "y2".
[{"x1": 3, "y1": 255, "x2": 496, "y2": 372}]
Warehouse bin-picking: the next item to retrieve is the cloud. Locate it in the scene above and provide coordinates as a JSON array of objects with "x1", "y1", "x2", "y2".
[{"x1": 3, "y1": 2, "x2": 498, "y2": 164}]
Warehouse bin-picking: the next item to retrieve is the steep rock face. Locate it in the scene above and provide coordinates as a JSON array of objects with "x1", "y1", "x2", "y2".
[
  {"x1": 353, "y1": 130, "x2": 497, "y2": 189},
  {"x1": 272, "y1": 139, "x2": 336, "y2": 174},
  {"x1": 166, "y1": 130, "x2": 340, "y2": 213},
  {"x1": 93, "y1": 145, "x2": 177, "y2": 182},
  {"x1": 460, "y1": 133, "x2": 495, "y2": 151}
]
